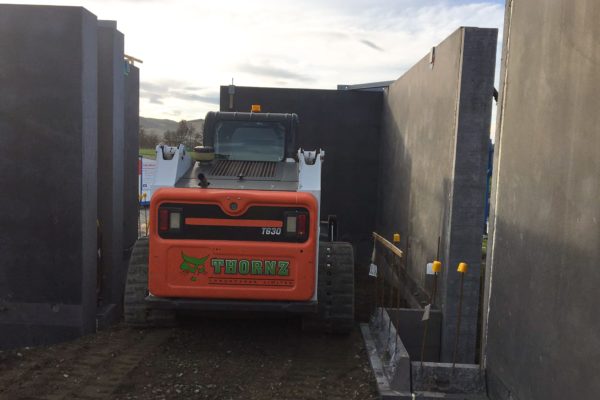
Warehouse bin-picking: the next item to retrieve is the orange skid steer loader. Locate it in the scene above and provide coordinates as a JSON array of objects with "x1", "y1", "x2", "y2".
[{"x1": 125, "y1": 109, "x2": 354, "y2": 332}]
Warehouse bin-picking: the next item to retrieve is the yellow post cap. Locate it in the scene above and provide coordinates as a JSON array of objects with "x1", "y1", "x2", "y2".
[
  {"x1": 251, "y1": 104, "x2": 261, "y2": 112},
  {"x1": 393, "y1": 233, "x2": 400, "y2": 243},
  {"x1": 457, "y1": 262, "x2": 468, "y2": 273},
  {"x1": 432, "y1": 260, "x2": 442, "y2": 273}
]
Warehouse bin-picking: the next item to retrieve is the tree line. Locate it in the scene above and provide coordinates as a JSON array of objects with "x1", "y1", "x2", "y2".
[{"x1": 139, "y1": 120, "x2": 203, "y2": 149}]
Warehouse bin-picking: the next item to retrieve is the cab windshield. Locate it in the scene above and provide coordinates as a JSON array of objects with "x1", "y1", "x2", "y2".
[{"x1": 214, "y1": 121, "x2": 286, "y2": 162}]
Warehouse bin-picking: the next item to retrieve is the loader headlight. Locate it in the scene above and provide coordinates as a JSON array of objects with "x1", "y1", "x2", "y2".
[
  {"x1": 158, "y1": 207, "x2": 183, "y2": 233},
  {"x1": 284, "y1": 211, "x2": 308, "y2": 240},
  {"x1": 169, "y1": 212, "x2": 181, "y2": 230},
  {"x1": 286, "y1": 216, "x2": 297, "y2": 233}
]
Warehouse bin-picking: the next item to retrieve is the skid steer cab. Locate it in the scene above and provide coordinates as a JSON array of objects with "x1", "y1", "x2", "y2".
[{"x1": 125, "y1": 109, "x2": 354, "y2": 333}]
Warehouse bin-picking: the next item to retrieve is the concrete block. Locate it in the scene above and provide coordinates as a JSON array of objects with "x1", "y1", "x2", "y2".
[
  {"x1": 97, "y1": 20, "x2": 125, "y2": 313},
  {"x1": 0, "y1": 5, "x2": 98, "y2": 348}
]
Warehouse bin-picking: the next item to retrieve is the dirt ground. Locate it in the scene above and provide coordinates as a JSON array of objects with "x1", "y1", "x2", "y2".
[{"x1": 0, "y1": 316, "x2": 378, "y2": 400}]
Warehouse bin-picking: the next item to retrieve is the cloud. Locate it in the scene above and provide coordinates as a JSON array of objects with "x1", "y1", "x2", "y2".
[
  {"x1": 302, "y1": 30, "x2": 350, "y2": 41},
  {"x1": 148, "y1": 96, "x2": 163, "y2": 105},
  {"x1": 166, "y1": 109, "x2": 182, "y2": 117},
  {"x1": 140, "y1": 81, "x2": 165, "y2": 92},
  {"x1": 359, "y1": 39, "x2": 384, "y2": 51},
  {"x1": 135, "y1": 0, "x2": 504, "y2": 118},
  {"x1": 168, "y1": 91, "x2": 220, "y2": 104},
  {"x1": 238, "y1": 63, "x2": 314, "y2": 83},
  {"x1": 140, "y1": 80, "x2": 219, "y2": 106},
  {"x1": 19, "y1": 0, "x2": 502, "y2": 119}
]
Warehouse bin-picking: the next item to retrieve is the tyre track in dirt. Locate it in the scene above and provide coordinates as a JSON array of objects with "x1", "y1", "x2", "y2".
[
  {"x1": 113, "y1": 316, "x2": 378, "y2": 400},
  {"x1": 0, "y1": 327, "x2": 171, "y2": 400},
  {"x1": 271, "y1": 329, "x2": 374, "y2": 400},
  {"x1": 1, "y1": 317, "x2": 378, "y2": 400}
]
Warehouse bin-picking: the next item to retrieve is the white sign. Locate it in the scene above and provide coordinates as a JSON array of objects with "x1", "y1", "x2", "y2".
[
  {"x1": 426, "y1": 262, "x2": 435, "y2": 275},
  {"x1": 139, "y1": 157, "x2": 157, "y2": 205},
  {"x1": 422, "y1": 304, "x2": 431, "y2": 321},
  {"x1": 368, "y1": 263, "x2": 378, "y2": 277}
]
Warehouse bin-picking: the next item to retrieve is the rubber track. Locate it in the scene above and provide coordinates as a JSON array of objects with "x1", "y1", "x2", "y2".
[
  {"x1": 123, "y1": 238, "x2": 174, "y2": 327},
  {"x1": 303, "y1": 242, "x2": 355, "y2": 334}
]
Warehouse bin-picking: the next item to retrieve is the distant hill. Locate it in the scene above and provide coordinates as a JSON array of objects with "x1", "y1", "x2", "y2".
[{"x1": 139, "y1": 117, "x2": 204, "y2": 139}]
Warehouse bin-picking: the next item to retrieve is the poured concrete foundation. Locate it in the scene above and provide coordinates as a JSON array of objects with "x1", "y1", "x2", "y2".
[
  {"x1": 412, "y1": 362, "x2": 485, "y2": 395},
  {"x1": 362, "y1": 308, "x2": 487, "y2": 399}
]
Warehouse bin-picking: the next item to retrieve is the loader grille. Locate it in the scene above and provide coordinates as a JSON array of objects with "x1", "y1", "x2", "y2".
[{"x1": 209, "y1": 160, "x2": 277, "y2": 178}]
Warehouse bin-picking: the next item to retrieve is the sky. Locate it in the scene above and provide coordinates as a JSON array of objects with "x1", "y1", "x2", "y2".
[{"x1": 9, "y1": 0, "x2": 505, "y2": 120}]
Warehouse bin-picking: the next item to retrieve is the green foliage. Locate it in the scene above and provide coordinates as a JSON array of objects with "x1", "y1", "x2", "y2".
[
  {"x1": 138, "y1": 148, "x2": 156, "y2": 159},
  {"x1": 139, "y1": 127, "x2": 161, "y2": 149},
  {"x1": 139, "y1": 117, "x2": 204, "y2": 149},
  {"x1": 163, "y1": 120, "x2": 201, "y2": 148}
]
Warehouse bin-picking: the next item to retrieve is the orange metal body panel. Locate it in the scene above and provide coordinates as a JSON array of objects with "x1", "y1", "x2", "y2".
[{"x1": 148, "y1": 188, "x2": 318, "y2": 301}]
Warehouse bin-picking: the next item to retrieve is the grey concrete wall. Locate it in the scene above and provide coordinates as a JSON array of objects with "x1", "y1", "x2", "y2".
[
  {"x1": 220, "y1": 86, "x2": 382, "y2": 319},
  {"x1": 123, "y1": 64, "x2": 139, "y2": 251},
  {"x1": 388, "y1": 308, "x2": 442, "y2": 362},
  {"x1": 484, "y1": 1, "x2": 600, "y2": 399},
  {"x1": 97, "y1": 21, "x2": 125, "y2": 312},
  {"x1": 378, "y1": 28, "x2": 497, "y2": 363},
  {"x1": 0, "y1": 5, "x2": 98, "y2": 348}
]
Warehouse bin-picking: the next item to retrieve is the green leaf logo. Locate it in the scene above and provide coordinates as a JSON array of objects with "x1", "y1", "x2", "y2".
[{"x1": 180, "y1": 252, "x2": 209, "y2": 278}]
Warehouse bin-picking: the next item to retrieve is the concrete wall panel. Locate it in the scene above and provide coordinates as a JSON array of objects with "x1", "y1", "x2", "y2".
[
  {"x1": 0, "y1": 5, "x2": 98, "y2": 347},
  {"x1": 378, "y1": 27, "x2": 497, "y2": 362},
  {"x1": 484, "y1": 1, "x2": 600, "y2": 399},
  {"x1": 97, "y1": 21, "x2": 125, "y2": 313},
  {"x1": 123, "y1": 64, "x2": 139, "y2": 251}
]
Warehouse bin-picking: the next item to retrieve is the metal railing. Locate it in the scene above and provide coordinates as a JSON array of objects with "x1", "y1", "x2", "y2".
[{"x1": 370, "y1": 232, "x2": 406, "y2": 313}]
